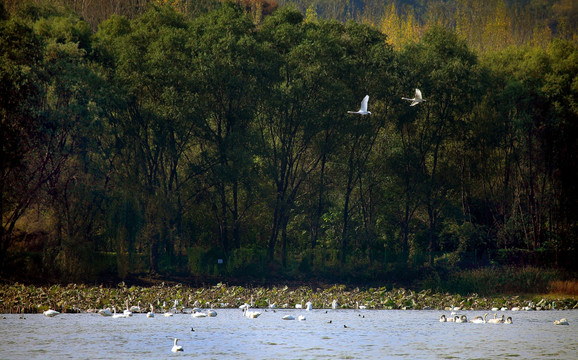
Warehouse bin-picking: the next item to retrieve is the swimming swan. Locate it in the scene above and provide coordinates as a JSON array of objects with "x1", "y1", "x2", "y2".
[
  {"x1": 455, "y1": 315, "x2": 468, "y2": 323},
  {"x1": 112, "y1": 307, "x2": 127, "y2": 318},
  {"x1": 147, "y1": 305, "x2": 155, "y2": 318},
  {"x1": 172, "y1": 338, "x2": 183, "y2": 352},
  {"x1": 470, "y1": 313, "x2": 488, "y2": 324},
  {"x1": 402, "y1": 89, "x2": 426, "y2": 106},
  {"x1": 332, "y1": 300, "x2": 338, "y2": 310},
  {"x1": 305, "y1": 302, "x2": 313, "y2": 311},
  {"x1": 488, "y1": 314, "x2": 504, "y2": 324},
  {"x1": 554, "y1": 318, "x2": 569, "y2": 325},
  {"x1": 243, "y1": 308, "x2": 261, "y2": 318},
  {"x1": 439, "y1": 314, "x2": 447, "y2": 322},
  {"x1": 98, "y1": 308, "x2": 112, "y2": 317},
  {"x1": 348, "y1": 95, "x2": 371, "y2": 115},
  {"x1": 505, "y1": 316, "x2": 513, "y2": 324},
  {"x1": 43, "y1": 309, "x2": 59, "y2": 317},
  {"x1": 282, "y1": 314, "x2": 295, "y2": 320}
]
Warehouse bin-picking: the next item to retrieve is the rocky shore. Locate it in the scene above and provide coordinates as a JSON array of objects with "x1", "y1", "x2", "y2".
[{"x1": 1, "y1": 282, "x2": 577, "y2": 314}]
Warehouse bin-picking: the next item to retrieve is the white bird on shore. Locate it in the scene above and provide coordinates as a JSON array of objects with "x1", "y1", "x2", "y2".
[
  {"x1": 348, "y1": 95, "x2": 371, "y2": 115},
  {"x1": 43, "y1": 309, "x2": 59, "y2": 317},
  {"x1": 402, "y1": 88, "x2": 426, "y2": 106},
  {"x1": 332, "y1": 300, "x2": 338, "y2": 310},
  {"x1": 172, "y1": 338, "x2": 183, "y2": 352}
]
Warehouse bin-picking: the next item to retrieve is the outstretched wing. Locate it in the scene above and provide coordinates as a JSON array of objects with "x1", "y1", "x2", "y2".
[
  {"x1": 414, "y1": 89, "x2": 423, "y2": 100},
  {"x1": 360, "y1": 95, "x2": 369, "y2": 112}
]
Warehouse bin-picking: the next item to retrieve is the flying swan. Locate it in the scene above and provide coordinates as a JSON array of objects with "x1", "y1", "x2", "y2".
[
  {"x1": 402, "y1": 89, "x2": 426, "y2": 106},
  {"x1": 348, "y1": 95, "x2": 371, "y2": 115}
]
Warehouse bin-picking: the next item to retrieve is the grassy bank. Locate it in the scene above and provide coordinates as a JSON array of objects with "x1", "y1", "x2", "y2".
[{"x1": 1, "y1": 267, "x2": 576, "y2": 314}]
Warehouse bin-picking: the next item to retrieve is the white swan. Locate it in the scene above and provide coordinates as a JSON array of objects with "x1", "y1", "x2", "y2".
[
  {"x1": 298, "y1": 315, "x2": 306, "y2": 321},
  {"x1": 455, "y1": 315, "x2": 467, "y2": 323},
  {"x1": 347, "y1": 95, "x2": 371, "y2": 115},
  {"x1": 172, "y1": 338, "x2": 183, "y2": 352},
  {"x1": 332, "y1": 300, "x2": 338, "y2": 310},
  {"x1": 402, "y1": 89, "x2": 426, "y2": 106},
  {"x1": 129, "y1": 301, "x2": 141, "y2": 313},
  {"x1": 268, "y1": 299, "x2": 276, "y2": 309},
  {"x1": 207, "y1": 309, "x2": 217, "y2": 317},
  {"x1": 282, "y1": 314, "x2": 295, "y2": 320},
  {"x1": 505, "y1": 316, "x2": 513, "y2": 324},
  {"x1": 192, "y1": 310, "x2": 207, "y2": 318},
  {"x1": 43, "y1": 309, "x2": 60, "y2": 317},
  {"x1": 147, "y1": 305, "x2": 155, "y2": 318},
  {"x1": 305, "y1": 302, "x2": 313, "y2": 311},
  {"x1": 112, "y1": 307, "x2": 126, "y2": 319},
  {"x1": 439, "y1": 314, "x2": 447, "y2": 322},
  {"x1": 123, "y1": 300, "x2": 133, "y2": 317},
  {"x1": 356, "y1": 301, "x2": 367, "y2": 310},
  {"x1": 554, "y1": 318, "x2": 569, "y2": 325},
  {"x1": 164, "y1": 310, "x2": 174, "y2": 317},
  {"x1": 488, "y1": 314, "x2": 504, "y2": 324},
  {"x1": 98, "y1": 308, "x2": 112, "y2": 317},
  {"x1": 295, "y1": 300, "x2": 303, "y2": 309},
  {"x1": 243, "y1": 308, "x2": 261, "y2": 319},
  {"x1": 470, "y1": 313, "x2": 488, "y2": 324}
]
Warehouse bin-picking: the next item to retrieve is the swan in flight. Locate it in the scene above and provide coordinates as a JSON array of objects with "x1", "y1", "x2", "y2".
[
  {"x1": 172, "y1": 338, "x2": 183, "y2": 352},
  {"x1": 348, "y1": 95, "x2": 371, "y2": 115},
  {"x1": 43, "y1": 309, "x2": 60, "y2": 317},
  {"x1": 554, "y1": 318, "x2": 569, "y2": 325},
  {"x1": 402, "y1": 89, "x2": 426, "y2": 106}
]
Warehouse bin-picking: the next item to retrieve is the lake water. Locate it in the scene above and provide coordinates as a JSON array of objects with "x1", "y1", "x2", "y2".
[{"x1": 1, "y1": 309, "x2": 576, "y2": 359}]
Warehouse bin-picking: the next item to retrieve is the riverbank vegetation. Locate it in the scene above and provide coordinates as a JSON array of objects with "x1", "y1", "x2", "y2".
[
  {"x1": 1, "y1": 0, "x2": 577, "y2": 287},
  {"x1": 1, "y1": 267, "x2": 577, "y2": 314}
]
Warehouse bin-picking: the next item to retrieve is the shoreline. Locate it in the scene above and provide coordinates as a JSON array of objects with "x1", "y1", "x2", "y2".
[{"x1": 1, "y1": 282, "x2": 577, "y2": 314}]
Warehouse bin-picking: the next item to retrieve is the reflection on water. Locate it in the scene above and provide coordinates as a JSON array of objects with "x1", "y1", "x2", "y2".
[{"x1": 0, "y1": 309, "x2": 576, "y2": 359}]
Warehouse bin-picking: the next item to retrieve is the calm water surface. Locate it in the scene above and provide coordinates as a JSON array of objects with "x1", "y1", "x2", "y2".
[{"x1": 1, "y1": 309, "x2": 576, "y2": 359}]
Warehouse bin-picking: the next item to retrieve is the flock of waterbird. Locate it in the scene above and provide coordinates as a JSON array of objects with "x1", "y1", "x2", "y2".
[
  {"x1": 40, "y1": 296, "x2": 571, "y2": 354},
  {"x1": 347, "y1": 88, "x2": 426, "y2": 116}
]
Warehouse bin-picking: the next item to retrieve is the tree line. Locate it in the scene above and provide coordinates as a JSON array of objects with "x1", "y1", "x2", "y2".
[{"x1": 1, "y1": 0, "x2": 577, "y2": 282}]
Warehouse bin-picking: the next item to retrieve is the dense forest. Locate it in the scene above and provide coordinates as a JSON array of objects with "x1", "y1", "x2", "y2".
[{"x1": 1, "y1": 0, "x2": 577, "y2": 284}]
